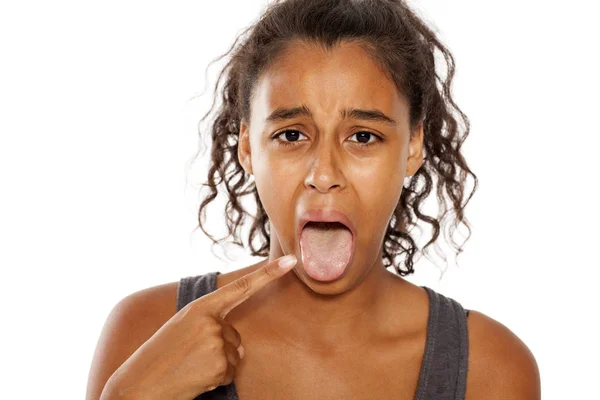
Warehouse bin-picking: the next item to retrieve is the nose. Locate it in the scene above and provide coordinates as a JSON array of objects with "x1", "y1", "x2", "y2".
[{"x1": 303, "y1": 142, "x2": 346, "y2": 193}]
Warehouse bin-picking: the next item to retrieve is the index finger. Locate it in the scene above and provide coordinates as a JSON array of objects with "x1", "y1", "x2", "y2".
[{"x1": 206, "y1": 254, "x2": 298, "y2": 319}]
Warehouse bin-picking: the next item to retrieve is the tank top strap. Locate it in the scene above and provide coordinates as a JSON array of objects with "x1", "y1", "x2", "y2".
[
  {"x1": 176, "y1": 271, "x2": 222, "y2": 312},
  {"x1": 415, "y1": 286, "x2": 469, "y2": 400},
  {"x1": 176, "y1": 271, "x2": 241, "y2": 399}
]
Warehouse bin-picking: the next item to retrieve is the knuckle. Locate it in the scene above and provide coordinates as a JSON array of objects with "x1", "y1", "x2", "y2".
[
  {"x1": 200, "y1": 323, "x2": 221, "y2": 340},
  {"x1": 214, "y1": 356, "x2": 229, "y2": 378},
  {"x1": 263, "y1": 262, "x2": 279, "y2": 278},
  {"x1": 233, "y1": 276, "x2": 251, "y2": 294},
  {"x1": 207, "y1": 315, "x2": 224, "y2": 330},
  {"x1": 207, "y1": 336, "x2": 224, "y2": 353}
]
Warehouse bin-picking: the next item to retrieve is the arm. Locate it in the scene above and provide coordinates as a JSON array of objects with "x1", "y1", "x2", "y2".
[{"x1": 85, "y1": 282, "x2": 179, "y2": 400}]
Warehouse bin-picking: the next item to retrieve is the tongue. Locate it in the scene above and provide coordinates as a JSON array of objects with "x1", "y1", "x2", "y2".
[{"x1": 299, "y1": 222, "x2": 353, "y2": 281}]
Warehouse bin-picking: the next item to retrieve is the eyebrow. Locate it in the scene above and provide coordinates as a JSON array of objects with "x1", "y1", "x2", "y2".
[{"x1": 264, "y1": 104, "x2": 398, "y2": 127}]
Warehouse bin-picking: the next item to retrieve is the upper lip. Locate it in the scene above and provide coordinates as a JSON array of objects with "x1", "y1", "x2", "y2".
[{"x1": 297, "y1": 208, "x2": 356, "y2": 238}]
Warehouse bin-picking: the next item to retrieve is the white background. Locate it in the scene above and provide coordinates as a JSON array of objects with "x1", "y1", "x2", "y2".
[{"x1": 1, "y1": 0, "x2": 598, "y2": 398}]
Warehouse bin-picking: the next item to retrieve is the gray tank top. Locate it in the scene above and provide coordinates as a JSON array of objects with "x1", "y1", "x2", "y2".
[{"x1": 176, "y1": 271, "x2": 470, "y2": 400}]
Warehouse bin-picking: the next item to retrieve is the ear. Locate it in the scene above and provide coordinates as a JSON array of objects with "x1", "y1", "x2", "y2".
[
  {"x1": 405, "y1": 121, "x2": 424, "y2": 178},
  {"x1": 237, "y1": 119, "x2": 253, "y2": 176}
]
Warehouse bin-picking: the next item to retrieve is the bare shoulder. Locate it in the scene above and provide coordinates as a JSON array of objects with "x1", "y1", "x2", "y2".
[
  {"x1": 465, "y1": 310, "x2": 541, "y2": 400},
  {"x1": 86, "y1": 280, "x2": 180, "y2": 400}
]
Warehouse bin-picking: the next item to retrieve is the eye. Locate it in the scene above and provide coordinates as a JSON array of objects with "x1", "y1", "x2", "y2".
[
  {"x1": 271, "y1": 130, "x2": 309, "y2": 147},
  {"x1": 271, "y1": 130, "x2": 382, "y2": 148},
  {"x1": 348, "y1": 131, "x2": 382, "y2": 148}
]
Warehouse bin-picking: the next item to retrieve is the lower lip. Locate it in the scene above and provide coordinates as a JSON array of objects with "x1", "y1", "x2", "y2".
[{"x1": 299, "y1": 230, "x2": 356, "y2": 282}]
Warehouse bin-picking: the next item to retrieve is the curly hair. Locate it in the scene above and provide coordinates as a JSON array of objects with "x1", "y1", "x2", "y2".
[{"x1": 190, "y1": 0, "x2": 478, "y2": 278}]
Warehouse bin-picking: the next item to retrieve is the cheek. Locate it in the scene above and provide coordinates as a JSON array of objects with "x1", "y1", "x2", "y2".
[
  {"x1": 356, "y1": 165, "x2": 403, "y2": 220},
  {"x1": 253, "y1": 159, "x2": 297, "y2": 213}
]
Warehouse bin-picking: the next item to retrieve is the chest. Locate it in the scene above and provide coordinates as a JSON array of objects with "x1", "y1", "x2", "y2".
[{"x1": 231, "y1": 331, "x2": 427, "y2": 400}]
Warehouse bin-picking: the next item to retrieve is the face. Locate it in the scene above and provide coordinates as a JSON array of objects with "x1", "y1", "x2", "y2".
[{"x1": 238, "y1": 40, "x2": 423, "y2": 293}]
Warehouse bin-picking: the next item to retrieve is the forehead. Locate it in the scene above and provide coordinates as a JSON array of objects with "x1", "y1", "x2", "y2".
[{"x1": 251, "y1": 40, "x2": 407, "y2": 123}]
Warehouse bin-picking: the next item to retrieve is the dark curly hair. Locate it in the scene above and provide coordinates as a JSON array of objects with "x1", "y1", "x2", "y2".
[{"x1": 190, "y1": 0, "x2": 478, "y2": 278}]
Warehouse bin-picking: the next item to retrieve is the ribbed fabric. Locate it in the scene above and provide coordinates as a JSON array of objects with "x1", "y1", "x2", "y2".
[{"x1": 176, "y1": 272, "x2": 469, "y2": 400}]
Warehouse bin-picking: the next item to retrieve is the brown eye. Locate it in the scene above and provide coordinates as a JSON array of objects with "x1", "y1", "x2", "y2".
[
  {"x1": 349, "y1": 131, "x2": 382, "y2": 147},
  {"x1": 272, "y1": 130, "x2": 307, "y2": 146}
]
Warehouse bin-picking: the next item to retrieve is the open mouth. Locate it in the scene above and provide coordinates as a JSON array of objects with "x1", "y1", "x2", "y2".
[
  {"x1": 298, "y1": 220, "x2": 355, "y2": 282},
  {"x1": 304, "y1": 221, "x2": 350, "y2": 230}
]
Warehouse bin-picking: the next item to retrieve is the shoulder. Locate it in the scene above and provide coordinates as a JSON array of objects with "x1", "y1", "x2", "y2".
[
  {"x1": 465, "y1": 309, "x2": 541, "y2": 400},
  {"x1": 115, "y1": 280, "x2": 181, "y2": 327},
  {"x1": 86, "y1": 280, "x2": 179, "y2": 399}
]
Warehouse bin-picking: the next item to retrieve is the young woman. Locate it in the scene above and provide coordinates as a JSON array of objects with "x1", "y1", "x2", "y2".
[{"x1": 87, "y1": 1, "x2": 541, "y2": 399}]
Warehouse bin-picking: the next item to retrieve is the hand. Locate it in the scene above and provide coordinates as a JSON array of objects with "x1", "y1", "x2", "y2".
[{"x1": 108, "y1": 254, "x2": 298, "y2": 400}]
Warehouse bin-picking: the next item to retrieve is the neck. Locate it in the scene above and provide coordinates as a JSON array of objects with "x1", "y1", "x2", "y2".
[{"x1": 251, "y1": 251, "x2": 401, "y2": 353}]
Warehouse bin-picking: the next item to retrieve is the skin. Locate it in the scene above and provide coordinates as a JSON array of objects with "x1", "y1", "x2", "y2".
[
  {"x1": 86, "y1": 38, "x2": 541, "y2": 400},
  {"x1": 236, "y1": 39, "x2": 425, "y2": 352}
]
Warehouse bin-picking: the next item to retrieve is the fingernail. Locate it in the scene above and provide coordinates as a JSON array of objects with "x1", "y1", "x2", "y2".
[
  {"x1": 238, "y1": 344, "x2": 245, "y2": 359},
  {"x1": 278, "y1": 255, "x2": 297, "y2": 269}
]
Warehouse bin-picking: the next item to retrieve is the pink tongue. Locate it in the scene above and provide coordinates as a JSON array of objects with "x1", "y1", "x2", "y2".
[{"x1": 300, "y1": 223, "x2": 353, "y2": 281}]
